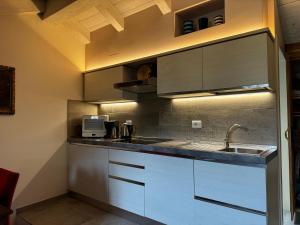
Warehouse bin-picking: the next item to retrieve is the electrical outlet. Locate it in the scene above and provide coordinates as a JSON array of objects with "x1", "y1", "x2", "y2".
[
  {"x1": 126, "y1": 120, "x2": 132, "y2": 125},
  {"x1": 192, "y1": 120, "x2": 202, "y2": 129}
]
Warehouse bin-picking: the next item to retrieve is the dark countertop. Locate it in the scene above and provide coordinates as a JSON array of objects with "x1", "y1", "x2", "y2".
[{"x1": 68, "y1": 137, "x2": 278, "y2": 167}]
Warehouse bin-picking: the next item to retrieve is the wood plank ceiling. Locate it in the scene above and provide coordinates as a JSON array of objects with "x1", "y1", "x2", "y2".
[
  {"x1": 278, "y1": 0, "x2": 300, "y2": 44},
  {"x1": 0, "y1": 0, "x2": 39, "y2": 15},
  {"x1": 0, "y1": 0, "x2": 171, "y2": 44},
  {"x1": 38, "y1": 0, "x2": 172, "y2": 44}
]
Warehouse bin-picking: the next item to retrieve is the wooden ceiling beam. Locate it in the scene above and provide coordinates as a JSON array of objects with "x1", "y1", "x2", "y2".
[
  {"x1": 95, "y1": 0, "x2": 124, "y2": 32},
  {"x1": 43, "y1": 0, "x2": 94, "y2": 24},
  {"x1": 63, "y1": 20, "x2": 91, "y2": 44},
  {"x1": 42, "y1": 0, "x2": 124, "y2": 32},
  {"x1": 154, "y1": 0, "x2": 172, "y2": 15}
]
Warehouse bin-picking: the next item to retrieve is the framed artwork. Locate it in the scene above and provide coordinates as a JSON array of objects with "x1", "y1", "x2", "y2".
[{"x1": 0, "y1": 66, "x2": 15, "y2": 115}]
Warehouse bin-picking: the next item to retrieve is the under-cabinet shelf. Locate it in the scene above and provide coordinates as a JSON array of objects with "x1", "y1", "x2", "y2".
[{"x1": 174, "y1": 0, "x2": 225, "y2": 37}]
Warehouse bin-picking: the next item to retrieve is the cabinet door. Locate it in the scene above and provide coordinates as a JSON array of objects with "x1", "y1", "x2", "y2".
[
  {"x1": 145, "y1": 154, "x2": 194, "y2": 225},
  {"x1": 68, "y1": 144, "x2": 108, "y2": 203},
  {"x1": 157, "y1": 48, "x2": 203, "y2": 95},
  {"x1": 193, "y1": 199, "x2": 266, "y2": 225},
  {"x1": 194, "y1": 160, "x2": 266, "y2": 212},
  {"x1": 203, "y1": 33, "x2": 271, "y2": 90},
  {"x1": 84, "y1": 66, "x2": 136, "y2": 102}
]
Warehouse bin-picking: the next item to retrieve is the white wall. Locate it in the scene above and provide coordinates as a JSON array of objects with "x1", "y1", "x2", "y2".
[{"x1": 0, "y1": 15, "x2": 82, "y2": 208}]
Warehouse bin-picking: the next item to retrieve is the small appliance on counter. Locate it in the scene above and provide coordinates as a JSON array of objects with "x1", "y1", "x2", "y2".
[
  {"x1": 121, "y1": 120, "x2": 135, "y2": 139},
  {"x1": 82, "y1": 115, "x2": 109, "y2": 137},
  {"x1": 104, "y1": 120, "x2": 120, "y2": 139}
]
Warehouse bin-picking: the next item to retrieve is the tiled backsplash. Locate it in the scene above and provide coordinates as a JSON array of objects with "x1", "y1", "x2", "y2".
[{"x1": 98, "y1": 92, "x2": 277, "y2": 145}]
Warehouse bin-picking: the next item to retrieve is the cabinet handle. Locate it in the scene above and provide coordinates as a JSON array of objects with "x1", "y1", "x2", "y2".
[
  {"x1": 194, "y1": 196, "x2": 266, "y2": 216},
  {"x1": 109, "y1": 175, "x2": 145, "y2": 186},
  {"x1": 109, "y1": 160, "x2": 144, "y2": 169}
]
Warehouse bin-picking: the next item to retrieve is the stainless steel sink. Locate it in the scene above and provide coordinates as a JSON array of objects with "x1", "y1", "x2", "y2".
[{"x1": 219, "y1": 148, "x2": 266, "y2": 156}]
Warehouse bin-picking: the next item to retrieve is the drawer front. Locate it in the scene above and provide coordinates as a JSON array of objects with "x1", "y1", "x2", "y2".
[
  {"x1": 193, "y1": 199, "x2": 266, "y2": 225},
  {"x1": 194, "y1": 160, "x2": 266, "y2": 212},
  {"x1": 109, "y1": 163, "x2": 145, "y2": 183},
  {"x1": 109, "y1": 149, "x2": 145, "y2": 167},
  {"x1": 109, "y1": 177, "x2": 145, "y2": 216}
]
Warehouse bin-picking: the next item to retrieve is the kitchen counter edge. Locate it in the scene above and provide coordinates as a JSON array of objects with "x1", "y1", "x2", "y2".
[{"x1": 67, "y1": 138, "x2": 278, "y2": 168}]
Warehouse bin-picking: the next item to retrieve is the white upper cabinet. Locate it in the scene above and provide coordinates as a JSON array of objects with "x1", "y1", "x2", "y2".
[
  {"x1": 84, "y1": 66, "x2": 136, "y2": 102},
  {"x1": 157, "y1": 47, "x2": 203, "y2": 95},
  {"x1": 157, "y1": 32, "x2": 274, "y2": 97},
  {"x1": 203, "y1": 33, "x2": 274, "y2": 90}
]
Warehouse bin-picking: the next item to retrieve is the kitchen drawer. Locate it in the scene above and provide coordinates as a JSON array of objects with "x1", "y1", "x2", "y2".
[
  {"x1": 109, "y1": 149, "x2": 145, "y2": 167},
  {"x1": 109, "y1": 162, "x2": 145, "y2": 183},
  {"x1": 109, "y1": 177, "x2": 145, "y2": 216},
  {"x1": 193, "y1": 198, "x2": 266, "y2": 225},
  {"x1": 194, "y1": 160, "x2": 266, "y2": 212}
]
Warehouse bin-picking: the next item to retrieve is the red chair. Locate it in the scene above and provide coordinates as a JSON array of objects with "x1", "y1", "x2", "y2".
[{"x1": 0, "y1": 168, "x2": 19, "y2": 225}]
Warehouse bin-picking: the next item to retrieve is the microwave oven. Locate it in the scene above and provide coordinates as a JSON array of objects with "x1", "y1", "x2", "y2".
[{"x1": 82, "y1": 115, "x2": 109, "y2": 137}]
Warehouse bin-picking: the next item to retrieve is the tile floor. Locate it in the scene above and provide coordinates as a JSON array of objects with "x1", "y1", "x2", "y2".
[{"x1": 18, "y1": 197, "x2": 140, "y2": 225}]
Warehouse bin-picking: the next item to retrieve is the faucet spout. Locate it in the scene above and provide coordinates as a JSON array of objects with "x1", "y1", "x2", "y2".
[{"x1": 224, "y1": 124, "x2": 247, "y2": 149}]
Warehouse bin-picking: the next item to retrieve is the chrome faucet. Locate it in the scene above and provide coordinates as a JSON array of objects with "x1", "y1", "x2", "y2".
[{"x1": 224, "y1": 124, "x2": 248, "y2": 148}]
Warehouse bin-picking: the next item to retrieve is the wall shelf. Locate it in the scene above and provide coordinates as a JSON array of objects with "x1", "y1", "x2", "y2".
[{"x1": 174, "y1": 0, "x2": 225, "y2": 37}]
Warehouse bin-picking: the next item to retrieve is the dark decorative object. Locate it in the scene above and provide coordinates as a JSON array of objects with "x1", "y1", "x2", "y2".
[
  {"x1": 213, "y1": 15, "x2": 224, "y2": 26},
  {"x1": 0, "y1": 66, "x2": 15, "y2": 115},
  {"x1": 137, "y1": 64, "x2": 156, "y2": 80},
  {"x1": 183, "y1": 20, "x2": 195, "y2": 34},
  {"x1": 199, "y1": 17, "x2": 208, "y2": 30}
]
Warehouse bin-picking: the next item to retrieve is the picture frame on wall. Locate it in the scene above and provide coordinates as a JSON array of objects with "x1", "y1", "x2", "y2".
[{"x1": 0, "y1": 66, "x2": 15, "y2": 115}]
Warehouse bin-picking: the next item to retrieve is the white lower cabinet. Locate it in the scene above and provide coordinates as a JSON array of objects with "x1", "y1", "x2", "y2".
[
  {"x1": 109, "y1": 178, "x2": 145, "y2": 216},
  {"x1": 68, "y1": 144, "x2": 109, "y2": 203},
  {"x1": 68, "y1": 145, "x2": 274, "y2": 225},
  {"x1": 145, "y1": 154, "x2": 194, "y2": 225},
  {"x1": 193, "y1": 198, "x2": 266, "y2": 225}
]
